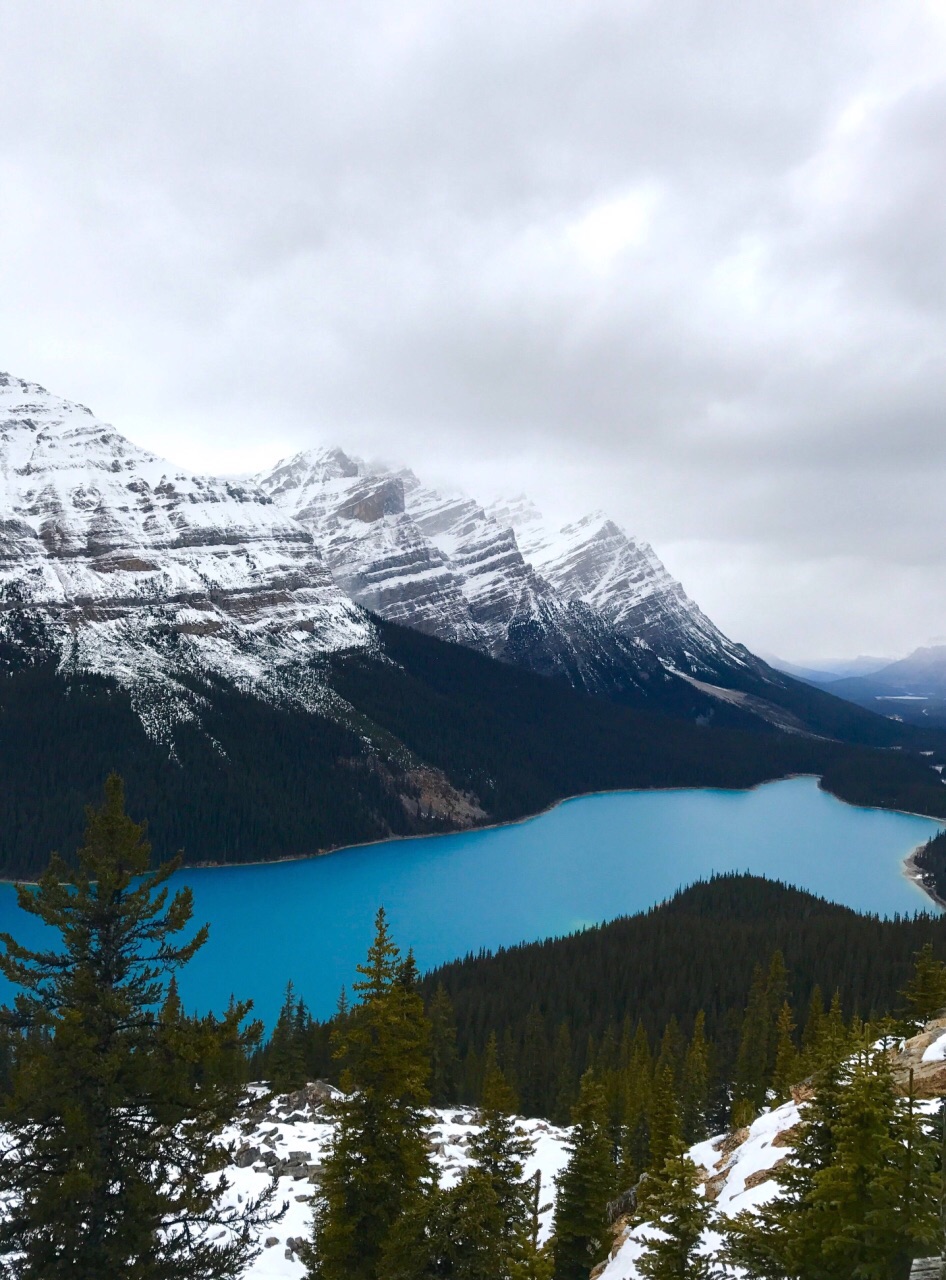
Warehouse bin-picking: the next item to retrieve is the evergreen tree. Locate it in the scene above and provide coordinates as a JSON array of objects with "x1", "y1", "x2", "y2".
[
  {"x1": 681, "y1": 1012, "x2": 711, "y2": 1144},
  {"x1": 820, "y1": 991, "x2": 849, "y2": 1069},
  {"x1": 902, "y1": 942, "x2": 946, "y2": 1026},
  {"x1": 635, "y1": 1142, "x2": 714, "y2": 1280},
  {"x1": 552, "y1": 1071, "x2": 615, "y2": 1280},
  {"x1": 733, "y1": 964, "x2": 769, "y2": 1115},
  {"x1": 0, "y1": 774, "x2": 279, "y2": 1280},
  {"x1": 382, "y1": 1086, "x2": 547, "y2": 1280},
  {"x1": 725, "y1": 1055, "x2": 847, "y2": 1279},
  {"x1": 482, "y1": 1031, "x2": 520, "y2": 1115},
  {"x1": 267, "y1": 980, "x2": 308, "y2": 1092},
  {"x1": 810, "y1": 1051, "x2": 939, "y2": 1280},
  {"x1": 655, "y1": 1017, "x2": 684, "y2": 1087},
  {"x1": 551, "y1": 1022, "x2": 576, "y2": 1127},
  {"x1": 801, "y1": 984, "x2": 827, "y2": 1074},
  {"x1": 771, "y1": 1001, "x2": 800, "y2": 1103},
  {"x1": 763, "y1": 951, "x2": 789, "y2": 1079},
  {"x1": 648, "y1": 1062, "x2": 681, "y2": 1173},
  {"x1": 726, "y1": 1047, "x2": 939, "y2": 1280},
  {"x1": 452, "y1": 1104, "x2": 541, "y2": 1278},
  {"x1": 620, "y1": 1023, "x2": 653, "y2": 1184},
  {"x1": 428, "y1": 982, "x2": 460, "y2": 1106},
  {"x1": 305, "y1": 907, "x2": 434, "y2": 1280}
]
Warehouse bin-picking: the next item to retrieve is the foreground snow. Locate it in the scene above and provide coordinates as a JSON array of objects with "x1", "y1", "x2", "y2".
[{"x1": 214, "y1": 1084, "x2": 570, "y2": 1280}]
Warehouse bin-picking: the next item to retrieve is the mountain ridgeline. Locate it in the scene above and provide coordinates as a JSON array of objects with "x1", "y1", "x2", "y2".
[{"x1": 1, "y1": 370, "x2": 945, "y2": 875}]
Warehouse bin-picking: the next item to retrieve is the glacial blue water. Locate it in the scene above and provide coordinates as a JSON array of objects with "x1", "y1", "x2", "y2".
[{"x1": 0, "y1": 776, "x2": 940, "y2": 1028}]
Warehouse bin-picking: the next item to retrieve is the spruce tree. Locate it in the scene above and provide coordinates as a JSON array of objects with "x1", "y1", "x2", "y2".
[
  {"x1": 648, "y1": 1062, "x2": 681, "y2": 1173},
  {"x1": 482, "y1": 1031, "x2": 520, "y2": 1115},
  {"x1": 428, "y1": 982, "x2": 460, "y2": 1106},
  {"x1": 520, "y1": 1007, "x2": 548, "y2": 1118},
  {"x1": 0, "y1": 774, "x2": 279, "y2": 1280},
  {"x1": 635, "y1": 1142, "x2": 714, "y2": 1280},
  {"x1": 771, "y1": 1001, "x2": 800, "y2": 1103},
  {"x1": 801, "y1": 984, "x2": 827, "y2": 1074},
  {"x1": 810, "y1": 1051, "x2": 939, "y2": 1280},
  {"x1": 551, "y1": 1022, "x2": 576, "y2": 1127},
  {"x1": 305, "y1": 907, "x2": 434, "y2": 1280},
  {"x1": 733, "y1": 964, "x2": 769, "y2": 1115},
  {"x1": 820, "y1": 990, "x2": 849, "y2": 1068},
  {"x1": 763, "y1": 951, "x2": 789, "y2": 1080},
  {"x1": 725, "y1": 1055, "x2": 847, "y2": 1279},
  {"x1": 446, "y1": 1104, "x2": 542, "y2": 1279},
  {"x1": 681, "y1": 1012, "x2": 711, "y2": 1144},
  {"x1": 267, "y1": 980, "x2": 308, "y2": 1092},
  {"x1": 619, "y1": 1023, "x2": 653, "y2": 1184},
  {"x1": 725, "y1": 1046, "x2": 939, "y2": 1280},
  {"x1": 552, "y1": 1071, "x2": 615, "y2": 1280},
  {"x1": 902, "y1": 942, "x2": 946, "y2": 1026}
]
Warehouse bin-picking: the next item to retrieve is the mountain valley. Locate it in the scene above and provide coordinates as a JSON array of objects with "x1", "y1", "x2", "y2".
[{"x1": 1, "y1": 369, "x2": 944, "y2": 874}]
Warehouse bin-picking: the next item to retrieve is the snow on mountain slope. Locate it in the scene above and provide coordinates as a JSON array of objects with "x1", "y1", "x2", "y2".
[
  {"x1": 603, "y1": 1021, "x2": 946, "y2": 1280},
  {"x1": 258, "y1": 453, "x2": 692, "y2": 700},
  {"x1": 213, "y1": 1021, "x2": 946, "y2": 1280},
  {"x1": 0, "y1": 374, "x2": 372, "y2": 739},
  {"x1": 258, "y1": 450, "x2": 481, "y2": 645},
  {"x1": 491, "y1": 499, "x2": 749, "y2": 677},
  {"x1": 0, "y1": 367, "x2": 761, "y2": 741}
]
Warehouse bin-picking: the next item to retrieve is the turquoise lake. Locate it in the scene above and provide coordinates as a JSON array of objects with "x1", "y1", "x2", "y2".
[{"x1": 0, "y1": 776, "x2": 940, "y2": 1027}]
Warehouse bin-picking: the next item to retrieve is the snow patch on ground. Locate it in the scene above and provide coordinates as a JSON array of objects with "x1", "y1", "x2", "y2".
[{"x1": 212, "y1": 1085, "x2": 571, "y2": 1280}]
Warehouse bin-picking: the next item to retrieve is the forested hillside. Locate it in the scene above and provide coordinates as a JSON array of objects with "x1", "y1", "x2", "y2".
[
  {"x1": 255, "y1": 875, "x2": 946, "y2": 1128},
  {"x1": 2, "y1": 619, "x2": 946, "y2": 877}
]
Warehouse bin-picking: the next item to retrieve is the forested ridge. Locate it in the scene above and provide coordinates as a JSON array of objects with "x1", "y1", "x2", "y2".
[
  {"x1": 255, "y1": 875, "x2": 946, "y2": 1129},
  {"x1": 1, "y1": 615, "x2": 946, "y2": 876}
]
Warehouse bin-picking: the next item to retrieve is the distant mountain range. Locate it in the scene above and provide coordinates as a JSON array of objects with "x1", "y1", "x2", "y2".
[
  {"x1": 764, "y1": 653, "x2": 894, "y2": 684},
  {"x1": 798, "y1": 645, "x2": 946, "y2": 730},
  {"x1": 1, "y1": 369, "x2": 943, "y2": 873}
]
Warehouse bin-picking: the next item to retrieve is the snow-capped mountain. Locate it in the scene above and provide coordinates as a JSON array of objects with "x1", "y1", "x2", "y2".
[
  {"x1": 0, "y1": 368, "x2": 912, "y2": 757},
  {"x1": 0, "y1": 373, "x2": 371, "y2": 738},
  {"x1": 0, "y1": 369, "x2": 930, "y2": 874},
  {"x1": 256, "y1": 445, "x2": 750, "y2": 703}
]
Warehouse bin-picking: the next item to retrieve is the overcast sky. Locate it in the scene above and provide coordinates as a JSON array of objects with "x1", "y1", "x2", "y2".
[{"x1": 2, "y1": 1, "x2": 946, "y2": 662}]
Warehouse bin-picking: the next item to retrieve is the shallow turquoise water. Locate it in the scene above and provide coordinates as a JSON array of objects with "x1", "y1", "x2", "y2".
[{"x1": 0, "y1": 777, "x2": 939, "y2": 1027}]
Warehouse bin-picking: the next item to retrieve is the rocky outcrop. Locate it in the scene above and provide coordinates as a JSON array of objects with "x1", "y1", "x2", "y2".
[{"x1": 889, "y1": 1016, "x2": 946, "y2": 1097}]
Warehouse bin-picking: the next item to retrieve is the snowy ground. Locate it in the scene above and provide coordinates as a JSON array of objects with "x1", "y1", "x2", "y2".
[{"x1": 214, "y1": 1084, "x2": 570, "y2": 1280}]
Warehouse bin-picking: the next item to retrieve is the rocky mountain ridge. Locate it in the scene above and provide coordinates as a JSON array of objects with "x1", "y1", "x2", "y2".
[
  {"x1": 256, "y1": 444, "x2": 754, "y2": 704},
  {"x1": 0, "y1": 369, "x2": 764, "y2": 743},
  {"x1": 0, "y1": 372, "x2": 372, "y2": 741},
  {"x1": 1, "y1": 369, "x2": 931, "y2": 766}
]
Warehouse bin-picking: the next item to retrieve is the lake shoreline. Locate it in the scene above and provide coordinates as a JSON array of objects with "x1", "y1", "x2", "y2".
[
  {"x1": 3, "y1": 773, "x2": 940, "y2": 1025},
  {"x1": 173, "y1": 771, "x2": 826, "y2": 876},
  {"x1": 903, "y1": 845, "x2": 946, "y2": 911},
  {"x1": 5, "y1": 773, "x2": 943, "y2": 926}
]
